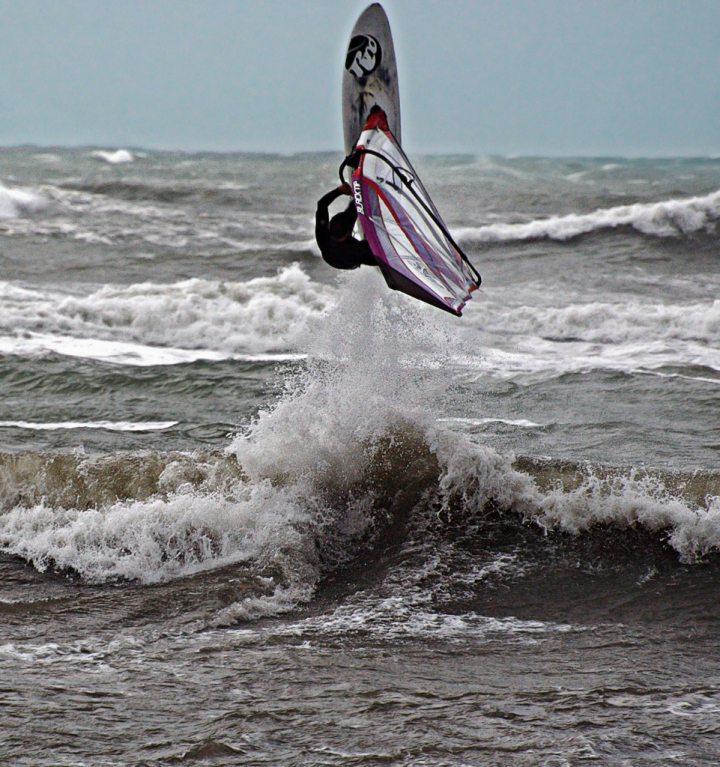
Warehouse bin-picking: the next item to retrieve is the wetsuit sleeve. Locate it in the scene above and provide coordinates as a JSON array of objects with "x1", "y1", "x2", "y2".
[{"x1": 315, "y1": 188, "x2": 345, "y2": 227}]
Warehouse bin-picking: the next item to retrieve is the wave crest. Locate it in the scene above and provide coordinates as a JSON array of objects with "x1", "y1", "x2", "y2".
[
  {"x1": 91, "y1": 149, "x2": 134, "y2": 164},
  {"x1": 0, "y1": 264, "x2": 336, "y2": 362},
  {"x1": 455, "y1": 189, "x2": 720, "y2": 243},
  {"x1": 3, "y1": 282, "x2": 720, "y2": 628},
  {"x1": 437, "y1": 448, "x2": 720, "y2": 564},
  {"x1": 0, "y1": 181, "x2": 46, "y2": 220}
]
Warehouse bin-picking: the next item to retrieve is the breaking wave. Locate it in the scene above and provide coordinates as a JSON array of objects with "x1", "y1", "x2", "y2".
[
  {"x1": 1, "y1": 431, "x2": 720, "y2": 611},
  {"x1": 481, "y1": 299, "x2": 720, "y2": 347},
  {"x1": 91, "y1": 149, "x2": 134, "y2": 164},
  {"x1": 0, "y1": 181, "x2": 46, "y2": 219},
  {"x1": 0, "y1": 265, "x2": 336, "y2": 362},
  {"x1": 455, "y1": 189, "x2": 720, "y2": 242},
  {"x1": 466, "y1": 296, "x2": 720, "y2": 378},
  {"x1": 2, "y1": 275, "x2": 720, "y2": 624}
]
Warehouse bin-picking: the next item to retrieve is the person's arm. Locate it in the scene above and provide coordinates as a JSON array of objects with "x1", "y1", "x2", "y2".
[{"x1": 316, "y1": 184, "x2": 351, "y2": 226}]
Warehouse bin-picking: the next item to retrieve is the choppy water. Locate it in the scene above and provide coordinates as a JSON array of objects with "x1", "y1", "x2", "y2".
[{"x1": 2, "y1": 146, "x2": 720, "y2": 765}]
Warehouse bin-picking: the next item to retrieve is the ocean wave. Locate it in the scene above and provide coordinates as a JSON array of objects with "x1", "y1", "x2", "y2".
[
  {"x1": 0, "y1": 181, "x2": 46, "y2": 219},
  {"x1": 454, "y1": 189, "x2": 720, "y2": 242},
  {"x1": 0, "y1": 281, "x2": 448, "y2": 602},
  {"x1": 0, "y1": 265, "x2": 336, "y2": 361},
  {"x1": 513, "y1": 456, "x2": 720, "y2": 563},
  {"x1": 0, "y1": 333, "x2": 305, "y2": 366},
  {"x1": 483, "y1": 299, "x2": 720, "y2": 345},
  {"x1": 428, "y1": 436, "x2": 720, "y2": 565},
  {"x1": 57, "y1": 179, "x2": 250, "y2": 205},
  {"x1": 2, "y1": 282, "x2": 720, "y2": 627},
  {"x1": 91, "y1": 149, "x2": 134, "y2": 164},
  {"x1": 0, "y1": 420, "x2": 178, "y2": 432},
  {"x1": 0, "y1": 422, "x2": 435, "y2": 595},
  {"x1": 1, "y1": 185, "x2": 315, "y2": 254},
  {"x1": 2, "y1": 427, "x2": 720, "y2": 606},
  {"x1": 461, "y1": 297, "x2": 720, "y2": 378}
]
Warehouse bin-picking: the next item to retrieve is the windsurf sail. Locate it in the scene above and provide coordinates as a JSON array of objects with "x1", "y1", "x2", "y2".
[{"x1": 340, "y1": 108, "x2": 480, "y2": 316}]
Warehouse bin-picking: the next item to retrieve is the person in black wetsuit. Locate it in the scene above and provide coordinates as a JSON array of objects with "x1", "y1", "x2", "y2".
[{"x1": 315, "y1": 183, "x2": 377, "y2": 270}]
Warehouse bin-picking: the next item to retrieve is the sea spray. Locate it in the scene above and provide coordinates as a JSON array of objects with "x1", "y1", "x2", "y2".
[
  {"x1": 2, "y1": 270, "x2": 720, "y2": 611},
  {"x1": 231, "y1": 269, "x2": 454, "y2": 486}
]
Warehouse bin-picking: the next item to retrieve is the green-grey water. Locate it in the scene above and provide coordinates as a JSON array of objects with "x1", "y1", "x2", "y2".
[{"x1": 2, "y1": 147, "x2": 720, "y2": 765}]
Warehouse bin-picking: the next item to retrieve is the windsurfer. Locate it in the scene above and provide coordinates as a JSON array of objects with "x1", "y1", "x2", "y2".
[{"x1": 315, "y1": 183, "x2": 377, "y2": 270}]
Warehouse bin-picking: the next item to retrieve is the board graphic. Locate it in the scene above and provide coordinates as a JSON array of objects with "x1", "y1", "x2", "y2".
[
  {"x1": 342, "y1": 4, "x2": 401, "y2": 156},
  {"x1": 340, "y1": 4, "x2": 480, "y2": 315}
]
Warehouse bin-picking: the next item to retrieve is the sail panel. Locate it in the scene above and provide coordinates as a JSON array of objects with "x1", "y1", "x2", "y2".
[{"x1": 351, "y1": 109, "x2": 479, "y2": 316}]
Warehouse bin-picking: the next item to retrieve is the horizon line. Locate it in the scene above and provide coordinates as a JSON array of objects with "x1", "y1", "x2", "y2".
[{"x1": 1, "y1": 143, "x2": 719, "y2": 162}]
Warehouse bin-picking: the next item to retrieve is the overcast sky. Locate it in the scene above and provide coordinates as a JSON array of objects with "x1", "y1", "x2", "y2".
[{"x1": 1, "y1": 0, "x2": 719, "y2": 156}]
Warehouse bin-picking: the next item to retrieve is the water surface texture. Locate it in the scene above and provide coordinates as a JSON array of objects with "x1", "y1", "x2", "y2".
[{"x1": 2, "y1": 148, "x2": 720, "y2": 765}]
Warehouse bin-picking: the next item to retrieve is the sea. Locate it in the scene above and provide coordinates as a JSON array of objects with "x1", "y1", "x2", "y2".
[{"x1": 1, "y1": 146, "x2": 720, "y2": 766}]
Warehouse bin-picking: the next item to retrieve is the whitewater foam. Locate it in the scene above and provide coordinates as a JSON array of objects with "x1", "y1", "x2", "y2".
[
  {"x1": 0, "y1": 265, "x2": 336, "y2": 361},
  {"x1": 0, "y1": 421, "x2": 178, "y2": 432},
  {"x1": 438, "y1": 417, "x2": 544, "y2": 429},
  {"x1": 0, "y1": 181, "x2": 46, "y2": 219},
  {"x1": 458, "y1": 296, "x2": 720, "y2": 378},
  {"x1": 258, "y1": 599, "x2": 574, "y2": 643},
  {"x1": 0, "y1": 479, "x2": 315, "y2": 583},
  {"x1": 91, "y1": 149, "x2": 134, "y2": 164},
  {"x1": 2, "y1": 268, "x2": 720, "y2": 624},
  {"x1": 454, "y1": 189, "x2": 720, "y2": 242}
]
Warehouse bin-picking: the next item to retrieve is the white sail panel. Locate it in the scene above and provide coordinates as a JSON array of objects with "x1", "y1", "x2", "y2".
[{"x1": 350, "y1": 109, "x2": 480, "y2": 316}]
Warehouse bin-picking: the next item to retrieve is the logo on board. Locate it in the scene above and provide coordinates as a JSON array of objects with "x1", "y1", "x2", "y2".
[{"x1": 345, "y1": 35, "x2": 382, "y2": 79}]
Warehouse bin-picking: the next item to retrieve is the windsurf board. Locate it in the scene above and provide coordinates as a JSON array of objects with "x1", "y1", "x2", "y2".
[{"x1": 342, "y1": 4, "x2": 401, "y2": 156}]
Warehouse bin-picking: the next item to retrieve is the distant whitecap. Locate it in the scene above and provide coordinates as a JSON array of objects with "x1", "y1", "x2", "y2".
[
  {"x1": 0, "y1": 420, "x2": 178, "y2": 431},
  {"x1": 437, "y1": 417, "x2": 544, "y2": 428},
  {"x1": 0, "y1": 181, "x2": 46, "y2": 219},
  {"x1": 91, "y1": 149, "x2": 135, "y2": 164}
]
